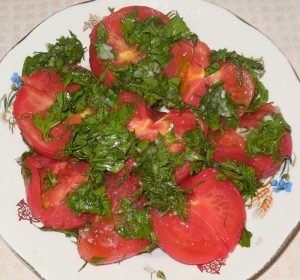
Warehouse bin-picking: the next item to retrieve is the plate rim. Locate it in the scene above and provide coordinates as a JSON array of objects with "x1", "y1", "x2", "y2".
[{"x1": 0, "y1": 0, "x2": 299, "y2": 279}]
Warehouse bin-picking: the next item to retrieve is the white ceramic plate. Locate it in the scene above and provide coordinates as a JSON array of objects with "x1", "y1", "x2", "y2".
[{"x1": 0, "y1": 0, "x2": 299, "y2": 279}]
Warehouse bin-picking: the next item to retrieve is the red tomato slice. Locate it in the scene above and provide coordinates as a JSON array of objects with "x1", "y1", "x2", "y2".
[
  {"x1": 239, "y1": 103, "x2": 279, "y2": 128},
  {"x1": 165, "y1": 40, "x2": 211, "y2": 107},
  {"x1": 210, "y1": 63, "x2": 255, "y2": 112},
  {"x1": 78, "y1": 165, "x2": 149, "y2": 264},
  {"x1": 164, "y1": 40, "x2": 194, "y2": 78},
  {"x1": 151, "y1": 168, "x2": 245, "y2": 264},
  {"x1": 118, "y1": 92, "x2": 162, "y2": 141},
  {"x1": 89, "y1": 6, "x2": 169, "y2": 83},
  {"x1": 175, "y1": 161, "x2": 191, "y2": 184},
  {"x1": 13, "y1": 70, "x2": 73, "y2": 158},
  {"x1": 24, "y1": 154, "x2": 90, "y2": 229},
  {"x1": 78, "y1": 215, "x2": 149, "y2": 264},
  {"x1": 212, "y1": 129, "x2": 292, "y2": 179}
]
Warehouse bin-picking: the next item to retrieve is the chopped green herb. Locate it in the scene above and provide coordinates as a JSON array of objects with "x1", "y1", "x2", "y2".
[
  {"x1": 22, "y1": 32, "x2": 84, "y2": 76},
  {"x1": 246, "y1": 113, "x2": 290, "y2": 160},
  {"x1": 207, "y1": 48, "x2": 264, "y2": 75},
  {"x1": 115, "y1": 198, "x2": 156, "y2": 241},
  {"x1": 94, "y1": 23, "x2": 115, "y2": 60},
  {"x1": 66, "y1": 105, "x2": 136, "y2": 184},
  {"x1": 114, "y1": 61, "x2": 183, "y2": 108},
  {"x1": 39, "y1": 227, "x2": 79, "y2": 240},
  {"x1": 239, "y1": 227, "x2": 252, "y2": 247},
  {"x1": 135, "y1": 140, "x2": 189, "y2": 220},
  {"x1": 33, "y1": 91, "x2": 72, "y2": 140},
  {"x1": 66, "y1": 181, "x2": 111, "y2": 216},
  {"x1": 156, "y1": 270, "x2": 167, "y2": 280},
  {"x1": 121, "y1": 10, "x2": 197, "y2": 67},
  {"x1": 193, "y1": 82, "x2": 239, "y2": 131},
  {"x1": 247, "y1": 73, "x2": 269, "y2": 111},
  {"x1": 217, "y1": 160, "x2": 262, "y2": 203},
  {"x1": 43, "y1": 169, "x2": 58, "y2": 191},
  {"x1": 90, "y1": 256, "x2": 106, "y2": 264}
]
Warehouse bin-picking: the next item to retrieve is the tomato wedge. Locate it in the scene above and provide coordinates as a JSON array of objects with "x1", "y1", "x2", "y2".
[
  {"x1": 13, "y1": 70, "x2": 73, "y2": 158},
  {"x1": 78, "y1": 214, "x2": 149, "y2": 265},
  {"x1": 212, "y1": 128, "x2": 292, "y2": 179},
  {"x1": 89, "y1": 6, "x2": 169, "y2": 84},
  {"x1": 165, "y1": 39, "x2": 211, "y2": 107},
  {"x1": 151, "y1": 168, "x2": 245, "y2": 264},
  {"x1": 78, "y1": 165, "x2": 150, "y2": 264},
  {"x1": 24, "y1": 154, "x2": 90, "y2": 229},
  {"x1": 209, "y1": 62, "x2": 255, "y2": 113}
]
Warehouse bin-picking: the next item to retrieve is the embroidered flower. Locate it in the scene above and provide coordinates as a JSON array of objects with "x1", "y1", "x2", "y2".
[
  {"x1": 271, "y1": 178, "x2": 293, "y2": 193},
  {"x1": 10, "y1": 72, "x2": 23, "y2": 88}
]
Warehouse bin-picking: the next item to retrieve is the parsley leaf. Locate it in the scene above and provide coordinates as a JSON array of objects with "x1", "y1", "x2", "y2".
[
  {"x1": 193, "y1": 82, "x2": 239, "y2": 131},
  {"x1": 217, "y1": 160, "x2": 262, "y2": 203},
  {"x1": 22, "y1": 32, "x2": 84, "y2": 76},
  {"x1": 33, "y1": 91, "x2": 72, "y2": 140},
  {"x1": 43, "y1": 169, "x2": 58, "y2": 191},
  {"x1": 239, "y1": 227, "x2": 253, "y2": 247},
  {"x1": 66, "y1": 105, "x2": 136, "y2": 184},
  {"x1": 66, "y1": 181, "x2": 111, "y2": 216},
  {"x1": 94, "y1": 23, "x2": 115, "y2": 60},
  {"x1": 246, "y1": 113, "x2": 290, "y2": 160},
  {"x1": 115, "y1": 198, "x2": 156, "y2": 241},
  {"x1": 135, "y1": 141, "x2": 188, "y2": 220},
  {"x1": 207, "y1": 48, "x2": 264, "y2": 75},
  {"x1": 121, "y1": 10, "x2": 197, "y2": 67},
  {"x1": 114, "y1": 61, "x2": 183, "y2": 108}
]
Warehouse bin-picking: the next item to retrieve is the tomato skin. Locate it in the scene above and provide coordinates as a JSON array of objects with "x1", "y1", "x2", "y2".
[
  {"x1": 13, "y1": 70, "x2": 72, "y2": 158},
  {"x1": 89, "y1": 6, "x2": 169, "y2": 82},
  {"x1": 151, "y1": 168, "x2": 245, "y2": 264},
  {"x1": 24, "y1": 154, "x2": 90, "y2": 229}
]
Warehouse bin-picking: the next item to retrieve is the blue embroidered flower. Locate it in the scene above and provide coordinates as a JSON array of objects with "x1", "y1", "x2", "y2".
[
  {"x1": 10, "y1": 72, "x2": 23, "y2": 88},
  {"x1": 271, "y1": 178, "x2": 292, "y2": 193}
]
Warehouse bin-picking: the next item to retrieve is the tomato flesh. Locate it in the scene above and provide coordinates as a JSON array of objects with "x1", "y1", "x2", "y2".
[
  {"x1": 89, "y1": 6, "x2": 170, "y2": 83},
  {"x1": 78, "y1": 166, "x2": 150, "y2": 264},
  {"x1": 13, "y1": 70, "x2": 72, "y2": 158},
  {"x1": 24, "y1": 154, "x2": 90, "y2": 229},
  {"x1": 151, "y1": 168, "x2": 245, "y2": 264},
  {"x1": 212, "y1": 129, "x2": 292, "y2": 179}
]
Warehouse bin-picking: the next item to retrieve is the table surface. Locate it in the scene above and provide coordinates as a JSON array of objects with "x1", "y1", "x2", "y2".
[{"x1": 0, "y1": 0, "x2": 299, "y2": 279}]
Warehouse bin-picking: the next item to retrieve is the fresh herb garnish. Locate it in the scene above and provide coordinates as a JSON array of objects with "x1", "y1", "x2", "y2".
[
  {"x1": 43, "y1": 169, "x2": 58, "y2": 191},
  {"x1": 66, "y1": 181, "x2": 111, "y2": 216},
  {"x1": 217, "y1": 160, "x2": 262, "y2": 203},
  {"x1": 204, "y1": 48, "x2": 268, "y2": 110},
  {"x1": 121, "y1": 10, "x2": 197, "y2": 67},
  {"x1": 115, "y1": 198, "x2": 156, "y2": 241},
  {"x1": 206, "y1": 48, "x2": 264, "y2": 75},
  {"x1": 239, "y1": 227, "x2": 252, "y2": 247},
  {"x1": 22, "y1": 32, "x2": 84, "y2": 76},
  {"x1": 246, "y1": 113, "x2": 290, "y2": 160},
  {"x1": 114, "y1": 61, "x2": 183, "y2": 108},
  {"x1": 135, "y1": 140, "x2": 189, "y2": 220},
  {"x1": 33, "y1": 91, "x2": 72, "y2": 140},
  {"x1": 193, "y1": 82, "x2": 239, "y2": 131},
  {"x1": 94, "y1": 23, "x2": 115, "y2": 60},
  {"x1": 66, "y1": 105, "x2": 136, "y2": 184}
]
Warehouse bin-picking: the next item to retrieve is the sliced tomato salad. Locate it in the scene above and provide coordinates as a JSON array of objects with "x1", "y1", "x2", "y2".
[{"x1": 12, "y1": 4, "x2": 293, "y2": 272}]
